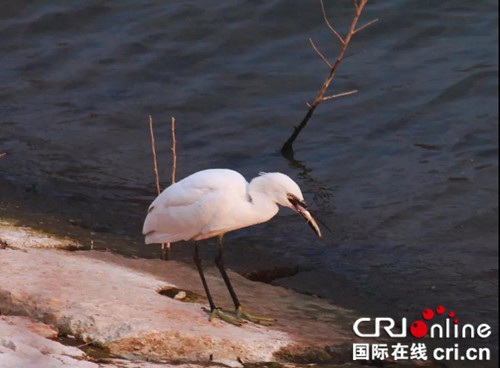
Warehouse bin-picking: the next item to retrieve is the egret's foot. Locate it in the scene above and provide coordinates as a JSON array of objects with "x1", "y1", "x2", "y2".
[
  {"x1": 202, "y1": 307, "x2": 245, "y2": 326},
  {"x1": 225, "y1": 307, "x2": 276, "y2": 325}
]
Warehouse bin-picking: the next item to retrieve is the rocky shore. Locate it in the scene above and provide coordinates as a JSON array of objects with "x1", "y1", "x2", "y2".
[{"x1": 0, "y1": 220, "x2": 438, "y2": 368}]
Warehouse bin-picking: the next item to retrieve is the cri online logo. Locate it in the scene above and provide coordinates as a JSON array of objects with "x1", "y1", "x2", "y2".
[{"x1": 353, "y1": 306, "x2": 491, "y2": 339}]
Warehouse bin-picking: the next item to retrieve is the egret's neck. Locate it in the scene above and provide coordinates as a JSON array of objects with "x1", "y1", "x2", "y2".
[
  {"x1": 244, "y1": 177, "x2": 280, "y2": 226},
  {"x1": 246, "y1": 190, "x2": 279, "y2": 224}
]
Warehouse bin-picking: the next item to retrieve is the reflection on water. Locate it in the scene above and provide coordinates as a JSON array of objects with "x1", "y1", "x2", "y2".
[{"x1": 0, "y1": 0, "x2": 498, "y2": 364}]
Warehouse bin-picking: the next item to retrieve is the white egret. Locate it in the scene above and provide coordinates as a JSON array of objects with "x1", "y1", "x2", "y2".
[{"x1": 143, "y1": 168, "x2": 322, "y2": 325}]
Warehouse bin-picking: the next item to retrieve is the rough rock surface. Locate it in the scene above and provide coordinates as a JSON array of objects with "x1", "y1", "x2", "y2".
[
  {"x1": 0, "y1": 315, "x2": 227, "y2": 368},
  {"x1": 0, "y1": 220, "x2": 81, "y2": 250},
  {"x1": 0, "y1": 223, "x2": 439, "y2": 368},
  {"x1": 0, "y1": 248, "x2": 300, "y2": 365},
  {"x1": 0, "y1": 315, "x2": 94, "y2": 368},
  {"x1": 0, "y1": 222, "x2": 363, "y2": 367}
]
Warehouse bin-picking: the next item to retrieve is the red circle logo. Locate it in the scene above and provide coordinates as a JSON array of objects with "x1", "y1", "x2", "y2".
[
  {"x1": 423, "y1": 308, "x2": 434, "y2": 320},
  {"x1": 410, "y1": 320, "x2": 428, "y2": 338}
]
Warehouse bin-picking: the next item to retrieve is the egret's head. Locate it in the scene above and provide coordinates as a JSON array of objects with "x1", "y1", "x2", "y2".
[{"x1": 255, "y1": 172, "x2": 322, "y2": 237}]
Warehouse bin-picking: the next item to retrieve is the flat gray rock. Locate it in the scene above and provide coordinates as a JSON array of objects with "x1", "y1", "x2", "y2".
[
  {"x1": 0, "y1": 316, "x2": 231, "y2": 368},
  {"x1": 0, "y1": 246, "x2": 356, "y2": 365},
  {"x1": 0, "y1": 224, "x2": 437, "y2": 368},
  {"x1": 0, "y1": 221, "x2": 364, "y2": 367},
  {"x1": 0, "y1": 315, "x2": 94, "y2": 368}
]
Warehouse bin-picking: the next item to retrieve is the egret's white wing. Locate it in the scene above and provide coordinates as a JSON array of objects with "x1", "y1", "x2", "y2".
[
  {"x1": 143, "y1": 184, "x2": 213, "y2": 243},
  {"x1": 143, "y1": 169, "x2": 249, "y2": 244}
]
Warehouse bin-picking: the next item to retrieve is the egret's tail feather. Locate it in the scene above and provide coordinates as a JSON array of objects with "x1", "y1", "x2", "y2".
[{"x1": 144, "y1": 231, "x2": 173, "y2": 245}]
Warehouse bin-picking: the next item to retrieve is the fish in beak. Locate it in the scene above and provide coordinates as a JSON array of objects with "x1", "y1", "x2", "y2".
[{"x1": 287, "y1": 194, "x2": 322, "y2": 238}]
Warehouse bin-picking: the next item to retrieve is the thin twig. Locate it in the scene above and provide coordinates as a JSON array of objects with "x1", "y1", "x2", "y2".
[
  {"x1": 281, "y1": 0, "x2": 373, "y2": 156},
  {"x1": 319, "y1": 0, "x2": 345, "y2": 45},
  {"x1": 149, "y1": 115, "x2": 161, "y2": 195},
  {"x1": 162, "y1": 116, "x2": 178, "y2": 261},
  {"x1": 171, "y1": 117, "x2": 177, "y2": 184},
  {"x1": 309, "y1": 38, "x2": 332, "y2": 68},
  {"x1": 0, "y1": 153, "x2": 6, "y2": 159},
  {"x1": 322, "y1": 89, "x2": 358, "y2": 101},
  {"x1": 149, "y1": 115, "x2": 170, "y2": 260},
  {"x1": 354, "y1": 18, "x2": 379, "y2": 34}
]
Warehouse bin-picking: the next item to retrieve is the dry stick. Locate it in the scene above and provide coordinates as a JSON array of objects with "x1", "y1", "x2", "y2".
[
  {"x1": 148, "y1": 116, "x2": 178, "y2": 260},
  {"x1": 162, "y1": 117, "x2": 177, "y2": 261},
  {"x1": 171, "y1": 117, "x2": 177, "y2": 184},
  {"x1": 149, "y1": 115, "x2": 161, "y2": 195},
  {"x1": 148, "y1": 115, "x2": 168, "y2": 260},
  {"x1": 281, "y1": 0, "x2": 378, "y2": 156},
  {"x1": 309, "y1": 38, "x2": 332, "y2": 69},
  {"x1": 322, "y1": 89, "x2": 359, "y2": 101}
]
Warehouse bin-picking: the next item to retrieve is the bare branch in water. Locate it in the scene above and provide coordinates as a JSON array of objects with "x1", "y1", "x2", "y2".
[
  {"x1": 309, "y1": 38, "x2": 333, "y2": 68},
  {"x1": 281, "y1": 0, "x2": 374, "y2": 157},
  {"x1": 354, "y1": 18, "x2": 379, "y2": 34},
  {"x1": 322, "y1": 89, "x2": 359, "y2": 101},
  {"x1": 319, "y1": 0, "x2": 345, "y2": 45}
]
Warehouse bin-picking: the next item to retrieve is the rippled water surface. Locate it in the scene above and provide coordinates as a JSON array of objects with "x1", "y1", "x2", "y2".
[{"x1": 1, "y1": 0, "x2": 498, "y2": 364}]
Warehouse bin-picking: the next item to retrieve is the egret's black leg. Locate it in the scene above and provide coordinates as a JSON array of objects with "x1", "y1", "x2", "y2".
[
  {"x1": 193, "y1": 241, "x2": 242, "y2": 326},
  {"x1": 215, "y1": 235, "x2": 241, "y2": 310},
  {"x1": 215, "y1": 235, "x2": 275, "y2": 325},
  {"x1": 193, "y1": 241, "x2": 216, "y2": 311}
]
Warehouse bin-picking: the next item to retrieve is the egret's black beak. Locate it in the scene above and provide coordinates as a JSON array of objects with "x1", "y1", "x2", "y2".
[{"x1": 287, "y1": 195, "x2": 322, "y2": 238}]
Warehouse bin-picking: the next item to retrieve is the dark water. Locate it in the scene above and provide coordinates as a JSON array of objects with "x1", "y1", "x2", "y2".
[{"x1": 1, "y1": 0, "x2": 498, "y2": 365}]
